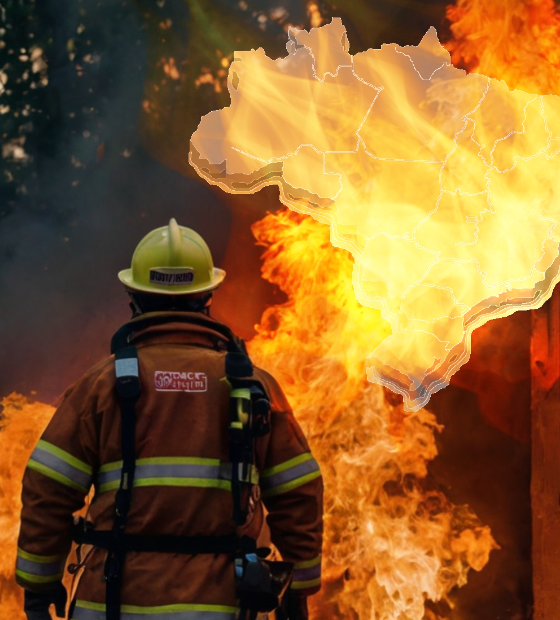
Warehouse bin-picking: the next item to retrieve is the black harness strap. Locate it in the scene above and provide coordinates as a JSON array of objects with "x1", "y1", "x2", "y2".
[
  {"x1": 226, "y1": 341, "x2": 254, "y2": 526},
  {"x1": 73, "y1": 519, "x2": 257, "y2": 554},
  {"x1": 224, "y1": 338, "x2": 271, "y2": 525},
  {"x1": 73, "y1": 313, "x2": 271, "y2": 620},
  {"x1": 104, "y1": 346, "x2": 140, "y2": 620},
  {"x1": 111, "y1": 312, "x2": 271, "y2": 527}
]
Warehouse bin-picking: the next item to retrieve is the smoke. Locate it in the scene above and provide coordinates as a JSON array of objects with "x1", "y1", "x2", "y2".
[
  {"x1": 0, "y1": 0, "x2": 232, "y2": 403},
  {"x1": 0, "y1": 0, "x2": 456, "y2": 402}
]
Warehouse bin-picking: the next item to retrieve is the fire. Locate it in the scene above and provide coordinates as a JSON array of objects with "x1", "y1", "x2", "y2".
[
  {"x1": 0, "y1": 394, "x2": 54, "y2": 619},
  {"x1": 6, "y1": 1, "x2": 560, "y2": 618},
  {"x1": 190, "y1": 15, "x2": 560, "y2": 412},
  {"x1": 445, "y1": 0, "x2": 560, "y2": 95},
  {"x1": 0, "y1": 218, "x2": 499, "y2": 620},
  {"x1": 249, "y1": 210, "x2": 391, "y2": 426},
  {"x1": 247, "y1": 210, "x2": 499, "y2": 619}
]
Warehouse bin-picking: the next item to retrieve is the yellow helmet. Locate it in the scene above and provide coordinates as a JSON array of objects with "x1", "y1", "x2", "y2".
[{"x1": 118, "y1": 218, "x2": 226, "y2": 295}]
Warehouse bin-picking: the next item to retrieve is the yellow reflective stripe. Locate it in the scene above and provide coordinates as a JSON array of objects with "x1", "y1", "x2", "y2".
[
  {"x1": 292, "y1": 553, "x2": 321, "y2": 590},
  {"x1": 261, "y1": 453, "x2": 313, "y2": 478},
  {"x1": 75, "y1": 600, "x2": 238, "y2": 614},
  {"x1": 220, "y1": 376, "x2": 232, "y2": 390},
  {"x1": 231, "y1": 388, "x2": 251, "y2": 399},
  {"x1": 17, "y1": 548, "x2": 64, "y2": 564},
  {"x1": 27, "y1": 460, "x2": 89, "y2": 493},
  {"x1": 135, "y1": 477, "x2": 231, "y2": 490},
  {"x1": 98, "y1": 461, "x2": 122, "y2": 473},
  {"x1": 16, "y1": 569, "x2": 63, "y2": 584},
  {"x1": 99, "y1": 478, "x2": 232, "y2": 494},
  {"x1": 37, "y1": 439, "x2": 92, "y2": 474},
  {"x1": 261, "y1": 470, "x2": 321, "y2": 498},
  {"x1": 291, "y1": 577, "x2": 321, "y2": 590},
  {"x1": 293, "y1": 555, "x2": 321, "y2": 569},
  {"x1": 98, "y1": 456, "x2": 222, "y2": 473}
]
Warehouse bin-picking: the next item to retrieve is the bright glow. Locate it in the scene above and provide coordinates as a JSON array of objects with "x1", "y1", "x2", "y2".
[
  {"x1": 247, "y1": 210, "x2": 499, "y2": 619},
  {"x1": 190, "y1": 17, "x2": 560, "y2": 411}
]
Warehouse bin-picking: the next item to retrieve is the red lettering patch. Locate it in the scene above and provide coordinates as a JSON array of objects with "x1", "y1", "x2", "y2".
[{"x1": 154, "y1": 371, "x2": 208, "y2": 392}]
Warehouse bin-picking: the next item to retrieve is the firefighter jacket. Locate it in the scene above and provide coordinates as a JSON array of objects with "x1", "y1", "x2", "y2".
[{"x1": 16, "y1": 312, "x2": 323, "y2": 620}]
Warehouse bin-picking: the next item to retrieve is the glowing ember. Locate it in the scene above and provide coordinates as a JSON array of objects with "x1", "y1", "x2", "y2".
[
  {"x1": 163, "y1": 57, "x2": 180, "y2": 81},
  {"x1": 247, "y1": 210, "x2": 498, "y2": 619},
  {"x1": 190, "y1": 17, "x2": 560, "y2": 413}
]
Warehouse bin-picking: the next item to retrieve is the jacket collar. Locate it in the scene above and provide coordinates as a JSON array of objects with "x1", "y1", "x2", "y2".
[{"x1": 116, "y1": 311, "x2": 234, "y2": 352}]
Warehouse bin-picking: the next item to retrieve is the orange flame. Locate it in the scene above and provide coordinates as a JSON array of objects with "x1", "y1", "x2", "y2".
[
  {"x1": 0, "y1": 394, "x2": 54, "y2": 619},
  {"x1": 247, "y1": 210, "x2": 499, "y2": 619},
  {"x1": 0, "y1": 215, "x2": 499, "y2": 620},
  {"x1": 7, "y1": 1, "x2": 560, "y2": 617},
  {"x1": 190, "y1": 15, "x2": 560, "y2": 412},
  {"x1": 249, "y1": 211, "x2": 391, "y2": 426},
  {"x1": 445, "y1": 0, "x2": 560, "y2": 95}
]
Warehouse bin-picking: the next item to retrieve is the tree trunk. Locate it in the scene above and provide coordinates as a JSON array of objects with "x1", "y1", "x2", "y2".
[{"x1": 531, "y1": 285, "x2": 560, "y2": 618}]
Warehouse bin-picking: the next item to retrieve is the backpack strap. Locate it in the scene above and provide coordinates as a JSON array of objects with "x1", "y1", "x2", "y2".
[
  {"x1": 224, "y1": 339, "x2": 271, "y2": 525},
  {"x1": 112, "y1": 312, "x2": 272, "y2": 526},
  {"x1": 79, "y1": 313, "x2": 271, "y2": 620},
  {"x1": 103, "y1": 345, "x2": 140, "y2": 620}
]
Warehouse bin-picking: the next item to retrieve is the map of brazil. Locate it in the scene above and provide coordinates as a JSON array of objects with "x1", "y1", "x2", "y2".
[{"x1": 190, "y1": 18, "x2": 560, "y2": 411}]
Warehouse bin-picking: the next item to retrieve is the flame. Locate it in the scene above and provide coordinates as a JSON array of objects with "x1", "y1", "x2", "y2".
[
  {"x1": 0, "y1": 218, "x2": 499, "y2": 620},
  {"x1": 0, "y1": 394, "x2": 54, "y2": 619},
  {"x1": 190, "y1": 16, "x2": 560, "y2": 413},
  {"x1": 445, "y1": 0, "x2": 560, "y2": 95},
  {"x1": 249, "y1": 211, "x2": 391, "y2": 425},
  {"x1": 247, "y1": 210, "x2": 499, "y2": 619},
  {"x1": 7, "y1": 2, "x2": 560, "y2": 617}
]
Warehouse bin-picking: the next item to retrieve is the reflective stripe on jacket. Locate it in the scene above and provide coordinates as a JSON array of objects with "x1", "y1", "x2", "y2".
[
  {"x1": 16, "y1": 312, "x2": 323, "y2": 609},
  {"x1": 71, "y1": 600, "x2": 237, "y2": 620}
]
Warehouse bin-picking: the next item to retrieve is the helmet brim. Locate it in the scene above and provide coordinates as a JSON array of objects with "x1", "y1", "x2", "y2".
[{"x1": 118, "y1": 267, "x2": 226, "y2": 295}]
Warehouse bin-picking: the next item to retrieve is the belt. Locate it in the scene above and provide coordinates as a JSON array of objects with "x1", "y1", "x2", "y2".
[{"x1": 72, "y1": 518, "x2": 257, "y2": 555}]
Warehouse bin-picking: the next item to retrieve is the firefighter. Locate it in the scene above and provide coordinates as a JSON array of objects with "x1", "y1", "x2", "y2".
[{"x1": 16, "y1": 219, "x2": 323, "y2": 620}]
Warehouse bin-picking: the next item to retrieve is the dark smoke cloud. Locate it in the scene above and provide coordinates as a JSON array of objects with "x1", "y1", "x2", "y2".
[{"x1": 0, "y1": 0, "x2": 232, "y2": 402}]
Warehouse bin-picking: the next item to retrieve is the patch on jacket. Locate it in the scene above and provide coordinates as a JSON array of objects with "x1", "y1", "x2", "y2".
[{"x1": 154, "y1": 371, "x2": 208, "y2": 392}]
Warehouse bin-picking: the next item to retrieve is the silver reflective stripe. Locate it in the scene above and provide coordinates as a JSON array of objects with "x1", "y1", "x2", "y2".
[
  {"x1": 100, "y1": 462, "x2": 226, "y2": 485},
  {"x1": 28, "y1": 445, "x2": 92, "y2": 492},
  {"x1": 115, "y1": 358, "x2": 139, "y2": 378},
  {"x1": 291, "y1": 555, "x2": 321, "y2": 590},
  {"x1": 260, "y1": 456, "x2": 320, "y2": 497},
  {"x1": 293, "y1": 563, "x2": 321, "y2": 583},
  {"x1": 72, "y1": 601, "x2": 236, "y2": 620},
  {"x1": 96, "y1": 459, "x2": 258, "y2": 494},
  {"x1": 16, "y1": 556, "x2": 63, "y2": 577},
  {"x1": 15, "y1": 548, "x2": 66, "y2": 585}
]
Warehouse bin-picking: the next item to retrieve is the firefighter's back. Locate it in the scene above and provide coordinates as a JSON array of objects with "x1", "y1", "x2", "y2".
[{"x1": 77, "y1": 320, "x2": 245, "y2": 616}]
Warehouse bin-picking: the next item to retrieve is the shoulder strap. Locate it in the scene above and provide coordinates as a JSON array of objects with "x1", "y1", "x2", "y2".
[
  {"x1": 104, "y1": 345, "x2": 140, "y2": 620},
  {"x1": 105, "y1": 314, "x2": 270, "y2": 591},
  {"x1": 224, "y1": 339, "x2": 271, "y2": 525}
]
